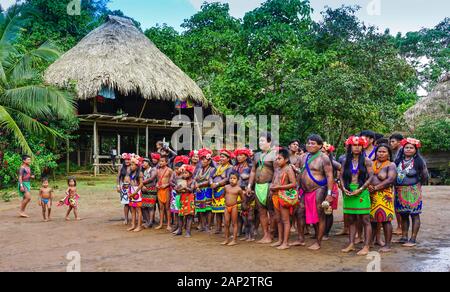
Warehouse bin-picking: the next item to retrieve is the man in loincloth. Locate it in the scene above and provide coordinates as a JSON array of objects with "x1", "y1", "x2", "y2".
[
  {"x1": 155, "y1": 156, "x2": 173, "y2": 231},
  {"x1": 247, "y1": 132, "x2": 277, "y2": 244},
  {"x1": 298, "y1": 134, "x2": 334, "y2": 250}
]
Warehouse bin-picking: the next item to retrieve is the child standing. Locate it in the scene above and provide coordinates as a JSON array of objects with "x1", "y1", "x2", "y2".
[
  {"x1": 176, "y1": 164, "x2": 196, "y2": 237},
  {"x1": 119, "y1": 176, "x2": 131, "y2": 224},
  {"x1": 270, "y1": 148, "x2": 298, "y2": 250},
  {"x1": 58, "y1": 176, "x2": 80, "y2": 221},
  {"x1": 38, "y1": 177, "x2": 54, "y2": 222},
  {"x1": 156, "y1": 156, "x2": 174, "y2": 231},
  {"x1": 222, "y1": 172, "x2": 243, "y2": 246}
]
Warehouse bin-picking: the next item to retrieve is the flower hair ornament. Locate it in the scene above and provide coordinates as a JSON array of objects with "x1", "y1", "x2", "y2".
[
  {"x1": 151, "y1": 153, "x2": 161, "y2": 161},
  {"x1": 121, "y1": 153, "x2": 131, "y2": 160},
  {"x1": 323, "y1": 142, "x2": 335, "y2": 153},
  {"x1": 183, "y1": 164, "x2": 196, "y2": 175},
  {"x1": 219, "y1": 149, "x2": 234, "y2": 159},
  {"x1": 198, "y1": 148, "x2": 213, "y2": 160},
  {"x1": 234, "y1": 148, "x2": 253, "y2": 158},
  {"x1": 174, "y1": 156, "x2": 190, "y2": 166},
  {"x1": 189, "y1": 150, "x2": 199, "y2": 158},
  {"x1": 345, "y1": 136, "x2": 369, "y2": 148},
  {"x1": 400, "y1": 138, "x2": 421, "y2": 148}
]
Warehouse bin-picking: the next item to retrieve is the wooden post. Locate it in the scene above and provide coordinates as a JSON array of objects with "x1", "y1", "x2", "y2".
[
  {"x1": 66, "y1": 138, "x2": 70, "y2": 176},
  {"x1": 117, "y1": 133, "x2": 121, "y2": 155},
  {"x1": 145, "y1": 126, "x2": 149, "y2": 157},
  {"x1": 77, "y1": 144, "x2": 81, "y2": 167},
  {"x1": 93, "y1": 121, "x2": 99, "y2": 176},
  {"x1": 93, "y1": 97, "x2": 98, "y2": 113},
  {"x1": 136, "y1": 128, "x2": 140, "y2": 155}
]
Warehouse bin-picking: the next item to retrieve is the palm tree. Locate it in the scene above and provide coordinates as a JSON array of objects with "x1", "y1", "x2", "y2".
[{"x1": 0, "y1": 4, "x2": 76, "y2": 156}]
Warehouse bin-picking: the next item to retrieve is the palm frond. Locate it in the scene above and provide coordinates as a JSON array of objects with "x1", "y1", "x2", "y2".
[
  {"x1": 0, "y1": 4, "x2": 26, "y2": 45},
  {"x1": 1, "y1": 85, "x2": 76, "y2": 119},
  {"x1": 0, "y1": 105, "x2": 33, "y2": 155},
  {"x1": 9, "y1": 43, "x2": 61, "y2": 81}
]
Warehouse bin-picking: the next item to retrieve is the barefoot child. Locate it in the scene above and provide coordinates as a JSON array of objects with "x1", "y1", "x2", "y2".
[
  {"x1": 176, "y1": 164, "x2": 196, "y2": 237},
  {"x1": 119, "y1": 176, "x2": 131, "y2": 224},
  {"x1": 270, "y1": 148, "x2": 298, "y2": 250},
  {"x1": 156, "y1": 156, "x2": 174, "y2": 231},
  {"x1": 39, "y1": 177, "x2": 54, "y2": 221},
  {"x1": 58, "y1": 176, "x2": 80, "y2": 221},
  {"x1": 222, "y1": 172, "x2": 243, "y2": 246}
]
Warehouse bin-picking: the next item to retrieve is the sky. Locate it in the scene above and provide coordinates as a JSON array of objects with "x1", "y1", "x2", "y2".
[
  {"x1": 105, "y1": 0, "x2": 449, "y2": 35},
  {"x1": 1, "y1": 0, "x2": 448, "y2": 35}
]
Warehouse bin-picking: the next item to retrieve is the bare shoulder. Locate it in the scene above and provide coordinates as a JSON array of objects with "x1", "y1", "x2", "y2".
[{"x1": 365, "y1": 158, "x2": 373, "y2": 167}]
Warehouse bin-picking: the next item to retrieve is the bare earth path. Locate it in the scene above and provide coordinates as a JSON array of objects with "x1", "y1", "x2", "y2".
[{"x1": 0, "y1": 176, "x2": 449, "y2": 272}]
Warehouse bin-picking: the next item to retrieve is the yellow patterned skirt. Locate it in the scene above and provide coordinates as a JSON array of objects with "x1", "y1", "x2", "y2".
[{"x1": 370, "y1": 187, "x2": 395, "y2": 223}]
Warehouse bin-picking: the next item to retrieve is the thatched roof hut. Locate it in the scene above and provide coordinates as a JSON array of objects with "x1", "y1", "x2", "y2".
[
  {"x1": 44, "y1": 15, "x2": 209, "y2": 106},
  {"x1": 404, "y1": 73, "x2": 450, "y2": 130}
]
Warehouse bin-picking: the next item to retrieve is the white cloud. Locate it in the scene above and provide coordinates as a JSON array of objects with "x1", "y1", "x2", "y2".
[{"x1": 188, "y1": 0, "x2": 264, "y2": 19}]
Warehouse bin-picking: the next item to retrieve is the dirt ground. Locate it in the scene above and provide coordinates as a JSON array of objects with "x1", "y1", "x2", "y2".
[{"x1": 0, "y1": 175, "x2": 449, "y2": 272}]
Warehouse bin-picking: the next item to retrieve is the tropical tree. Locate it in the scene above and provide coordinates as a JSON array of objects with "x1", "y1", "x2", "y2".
[{"x1": 0, "y1": 5, "x2": 76, "y2": 156}]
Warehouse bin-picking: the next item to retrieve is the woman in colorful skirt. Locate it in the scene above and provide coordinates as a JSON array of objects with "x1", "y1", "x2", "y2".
[
  {"x1": 394, "y1": 138, "x2": 428, "y2": 247},
  {"x1": 194, "y1": 148, "x2": 215, "y2": 232},
  {"x1": 170, "y1": 156, "x2": 190, "y2": 233},
  {"x1": 177, "y1": 164, "x2": 196, "y2": 237},
  {"x1": 368, "y1": 144, "x2": 397, "y2": 252},
  {"x1": 210, "y1": 149, "x2": 233, "y2": 234},
  {"x1": 141, "y1": 156, "x2": 159, "y2": 228},
  {"x1": 340, "y1": 136, "x2": 374, "y2": 256}
]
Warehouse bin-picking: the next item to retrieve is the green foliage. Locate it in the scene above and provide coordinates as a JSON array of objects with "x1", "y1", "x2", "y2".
[
  {"x1": 146, "y1": 1, "x2": 419, "y2": 146},
  {"x1": 0, "y1": 4, "x2": 77, "y2": 156},
  {"x1": 0, "y1": 142, "x2": 59, "y2": 186},
  {"x1": 414, "y1": 118, "x2": 450, "y2": 153}
]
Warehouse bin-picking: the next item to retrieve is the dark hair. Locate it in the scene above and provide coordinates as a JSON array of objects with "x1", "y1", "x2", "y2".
[
  {"x1": 394, "y1": 144, "x2": 427, "y2": 183},
  {"x1": 67, "y1": 176, "x2": 77, "y2": 186},
  {"x1": 259, "y1": 132, "x2": 272, "y2": 143},
  {"x1": 41, "y1": 177, "x2": 49, "y2": 182},
  {"x1": 376, "y1": 138, "x2": 389, "y2": 146},
  {"x1": 375, "y1": 143, "x2": 393, "y2": 162},
  {"x1": 374, "y1": 133, "x2": 384, "y2": 141},
  {"x1": 389, "y1": 133, "x2": 404, "y2": 141},
  {"x1": 360, "y1": 130, "x2": 375, "y2": 139},
  {"x1": 119, "y1": 162, "x2": 129, "y2": 181},
  {"x1": 289, "y1": 139, "x2": 300, "y2": 146},
  {"x1": 175, "y1": 162, "x2": 184, "y2": 168},
  {"x1": 306, "y1": 134, "x2": 324, "y2": 146},
  {"x1": 277, "y1": 148, "x2": 290, "y2": 160},
  {"x1": 229, "y1": 171, "x2": 240, "y2": 179},
  {"x1": 22, "y1": 155, "x2": 31, "y2": 161},
  {"x1": 299, "y1": 144, "x2": 307, "y2": 153},
  {"x1": 343, "y1": 147, "x2": 368, "y2": 190},
  {"x1": 160, "y1": 155, "x2": 169, "y2": 162}
]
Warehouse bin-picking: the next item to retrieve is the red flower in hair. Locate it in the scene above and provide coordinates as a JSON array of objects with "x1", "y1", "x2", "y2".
[
  {"x1": 345, "y1": 136, "x2": 368, "y2": 148},
  {"x1": 174, "y1": 156, "x2": 190, "y2": 165},
  {"x1": 212, "y1": 155, "x2": 221, "y2": 163},
  {"x1": 151, "y1": 153, "x2": 161, "y2": 161},
  {"x1": 189, "y1": 150, "x2": 199, "y2": 158},
  {"x1": 198, "y1": 148, "x2": 213, "y2": 159},
  {"x1": 234, "y1": 148, "x2": 252, "y2": 158},
  {"x1": 219, "y1": 149, "x2": 234, "y2": 159},
  {"x1": 400, "y1": 138, "x2": 421, "y2": 148},
  {"x1": 183, "y1": 164, "x2": 196, "y2": 175}
]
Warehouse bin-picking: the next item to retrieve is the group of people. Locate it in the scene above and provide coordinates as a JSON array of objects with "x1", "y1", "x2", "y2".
[
  {"x1": 17, "y1": 155, "x2": 81, "y2": 221},
  {"x1": 115, "y1": 131, "x2": 429, "y2": 254}
]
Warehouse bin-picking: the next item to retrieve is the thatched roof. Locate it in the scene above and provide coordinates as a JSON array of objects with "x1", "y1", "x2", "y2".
[
  {"x1": 44, "y1": 15, "x2": 209, "y2": 107},
  {"x1": 404, "y1": 72, "x2": 450, "y2": 130}
]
